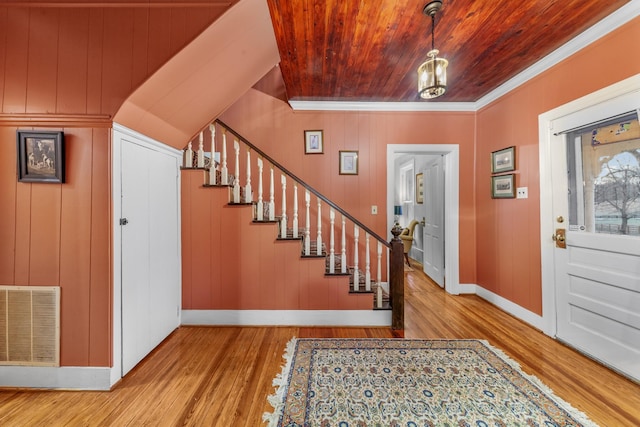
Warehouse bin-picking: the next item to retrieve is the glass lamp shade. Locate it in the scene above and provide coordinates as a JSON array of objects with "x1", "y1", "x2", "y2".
[{"x1": 418, "y1": 49, "x2": 448, "y2": 99}]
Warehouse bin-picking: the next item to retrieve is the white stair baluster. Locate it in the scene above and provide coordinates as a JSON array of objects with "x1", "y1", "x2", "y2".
[
  {"x1": 365, "y1": 233, "x2": 371, "y2": 291},
  {"x1": 245, "y1": 150, "x2": 252, "y2": 203},
  {"x1": 232, "y1": 140, "x2": 240, "y2": 203},
  {"x1": 329, "y1": 209, "x2": 335, "y2": 273},
  {"x1": 377, "y1": 242, "x2": 382, "y2": 285},
  {"x1": 256, "y1": 158, "x2": 264, "y2": 220},
  {"x1": 221, "y1": 130, "x2": 228, "y2": 185},
  {"x1": 280, "y1": 175, "x2": 287, "y2": 238},
  {"x1": 292, "y1": 183, "x2": 299, "y2": 238},
  {"x1": 341, "y1": 215, "x2": 347, "y2": 274},
  {"x1": 377, "y1": 284, "x2": 383, "y2": 308},
  {"x1": 197, "y1": 132, "x2": 205, "y2": 168},
  {"x1": 208, "y1": 124, "x2": 216, "y2": 185},
  {"x1": 184, "y1": 141, "x2": 193, "y2": 168},
  {"x1": 268, "y1": 167, "x2": 275, "y2": 221},
  {"x1": 353, "y1": 225, "x2": 360, "y2": 291},
  {"x1": 316, "y1": 198, "x2": 322, "y2": 256},
  {"x1": 304, "y1": 191, "x2": 311, "y2": 256}
]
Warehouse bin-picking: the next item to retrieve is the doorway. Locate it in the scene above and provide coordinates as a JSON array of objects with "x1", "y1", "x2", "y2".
[
  {"x1": 539, "y1": 74, "x2": 640, "y2": 382},
  {"x1": 387, "y1": 144, "x2": 460, "y2": 295},
  {"x1": 112, "y1": 124, "x2": 182, "y2": 381}
]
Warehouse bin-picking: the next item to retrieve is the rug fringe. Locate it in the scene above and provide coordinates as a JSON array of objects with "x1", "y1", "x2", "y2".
[
  {"x1": 262, "y1": 337, "x2": 297, "y2": 427},
  {"x1": 479, "y1": 340, "x2": 600, "y2": 427}
]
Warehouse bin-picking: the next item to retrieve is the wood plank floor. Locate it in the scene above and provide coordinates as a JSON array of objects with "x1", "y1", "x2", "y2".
[{"x1": 1, "y1": 267, "x2": 639, "y2": 426}]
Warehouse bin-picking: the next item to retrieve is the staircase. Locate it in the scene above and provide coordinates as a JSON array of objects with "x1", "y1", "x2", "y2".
[{"x1": 181, "y1": 120, "x2": 404, "y2": 328}]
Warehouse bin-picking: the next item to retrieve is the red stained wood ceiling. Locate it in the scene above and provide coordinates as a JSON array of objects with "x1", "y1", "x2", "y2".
[{"x1": 266, "y1": 0, "x2": 630, "y2": 102}]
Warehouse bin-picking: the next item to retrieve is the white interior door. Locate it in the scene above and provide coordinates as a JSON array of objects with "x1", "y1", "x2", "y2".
[
  {"x1": 121, "y1": 139, "x2": 181, "y2": 376},
  {"x1": 549, "y1": 103, "x2": 640, "y2": 382},
  {"x1": 423, "y1": 157, "x2": 445, "y2": 287}
]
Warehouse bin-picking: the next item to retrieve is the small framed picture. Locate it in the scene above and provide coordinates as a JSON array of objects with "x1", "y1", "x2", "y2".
[
  {"x1": 339, "y1": 150, "x2": 358, "y2": 175},
  {"x1": 491, "y1": 174, "x2": 515, "y2": 198},
  {"x1": 304, "y1": 130, "x2": 323, "y2": 154},
  {"x1": 491, "y1": 146, "x2": 515, "y2": 174},
  {"x1": 17, "y1": 130, "x2": 65, "y2": 183},
  {"x1": 415, "y1": 173, "x2": 424, "y2": 204}
]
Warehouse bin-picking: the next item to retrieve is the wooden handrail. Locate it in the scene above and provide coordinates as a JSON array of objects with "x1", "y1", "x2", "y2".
[{"x1": 216, "y1": 119, "x2": 391, "y2": 249}]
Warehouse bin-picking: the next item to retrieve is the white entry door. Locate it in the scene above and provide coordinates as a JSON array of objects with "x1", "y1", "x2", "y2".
[
  {"x1": 121, "y1": 138, "x2": 181, "y2": 376},
  {"x1": 549, "y1": 96, "x2": 640, "y2": 381},
  {"x1": 423, "y1": 157, "x2": 445, "y2": 287}
]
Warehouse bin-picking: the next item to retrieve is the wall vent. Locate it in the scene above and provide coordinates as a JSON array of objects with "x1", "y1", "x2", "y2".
[{"x1": 0, "y1": 286, "x2": 60, "y2": 366}]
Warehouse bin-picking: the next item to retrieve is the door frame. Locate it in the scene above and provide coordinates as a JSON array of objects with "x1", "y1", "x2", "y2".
[
  {"x1": 387, "y1": 144, "x2": 460, "y2": 295},
  {"x1": 538, "y1": 73, "x2": 640, "y2": 337}
]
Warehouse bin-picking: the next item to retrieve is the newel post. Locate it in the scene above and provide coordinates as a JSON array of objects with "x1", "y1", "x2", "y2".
[{"x1": 389, "y1": 225, "x2": 404, "y2": 332}]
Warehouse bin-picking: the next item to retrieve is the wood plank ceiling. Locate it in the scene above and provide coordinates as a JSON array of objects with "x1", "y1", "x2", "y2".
[{"x1": 266, "y1": 0, "x2": 630, "y2": 102}]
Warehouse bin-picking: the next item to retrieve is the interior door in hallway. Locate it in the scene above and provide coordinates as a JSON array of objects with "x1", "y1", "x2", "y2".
[
  {"x1": 550, "y1": 105, "x2": 640, "y2": 382},
  {"x1": 422, "y1": 156, "x2": 445, "y2": 287},
  {"x1": 121, "y1": 139, "x2": 181, "y2": 376}
]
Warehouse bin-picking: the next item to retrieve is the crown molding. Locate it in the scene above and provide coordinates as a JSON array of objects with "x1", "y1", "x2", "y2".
[
  {"x1": 288, "y1": 100, "x2": 476, "y2": 112},
  {"x1": 289, "y1": 1, "x2": 640, "y2": 113}
]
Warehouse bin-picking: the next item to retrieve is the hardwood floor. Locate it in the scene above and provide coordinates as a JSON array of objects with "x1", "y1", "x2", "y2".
[{"x1": 1, "y1": 268, "x2": 639, "y2": 426}]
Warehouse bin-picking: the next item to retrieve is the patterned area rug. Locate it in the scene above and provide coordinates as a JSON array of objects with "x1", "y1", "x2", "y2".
[{"x1": 264, "y1": 338, "x2": 598, "y2": 427}]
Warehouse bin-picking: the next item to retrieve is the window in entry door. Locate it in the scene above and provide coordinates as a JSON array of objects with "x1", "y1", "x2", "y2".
[{"x1": 566, "y1": 112, "x2": 640, "y2": 236}]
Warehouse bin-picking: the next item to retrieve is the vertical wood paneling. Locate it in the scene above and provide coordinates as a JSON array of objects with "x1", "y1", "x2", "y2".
[
  {"x1": 189, "y1": 179, "x2": 213, "y2": 309},
  {"x1": 0, "y1": 127, "x2": 17, "y2": 283},
  {"x1": 56, "y1": 9, "x2": 89, "y2": 113},
  {"x1": 131, "y1": 9, "x2": 150, "y2": 90},
  {"x1": 89, "y1": 128, "x2": 111, "y2": 367},
  {"x1": 29, "y1": 183, "x2": 61, "y2": 285},
  {"x1": 86, "y1": 8, "x2": 104, "y2": 115},
  {"x1": 181, "y1": 171, "x2": 193, "y2": 308},
  {"x1": 26, "y1": 8, "x2": 59, "y2": 113},
  {"x1": 147, "y1": 9, "x2": 172, "y2": 76},
  {"x1": 3, "y1": 8, "x2": 29, "y2": 113},
  {"x1": 0, "y1": 8, "x2": 7, "y2": 107},
  {"x1": 59, "y1": 128, "x2": 93, "y2": 366},
  {"x1": 13, "y1": 179, "x2": 32, "y2": 285},
  {"x1": 101, "y1": 9, "x2": 134, "y2": 115}
]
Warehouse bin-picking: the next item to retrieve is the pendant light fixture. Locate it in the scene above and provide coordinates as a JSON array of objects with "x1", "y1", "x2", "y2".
[{"x1": 418, "y1": 1, "x2": 448, "y2": 99}]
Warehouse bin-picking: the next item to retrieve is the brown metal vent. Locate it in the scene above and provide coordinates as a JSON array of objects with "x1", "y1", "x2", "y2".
[{"x1": 0, "y1": 286, "x2": 60, "y2": 366}]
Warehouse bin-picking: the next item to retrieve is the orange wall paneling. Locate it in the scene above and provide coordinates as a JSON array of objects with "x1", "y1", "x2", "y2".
[
  {"x1": 475, "y1": 16, "x2": 640, "y2": 315},
  {"x1": 181, "y1": 170, "x2": 372, "y2": 310},
  {"x1": 0, "y1": 3, "x2": 221, "y2": 367},
  {"x1": 219, "y1": 90, "x2": 478, "y2": 284}
]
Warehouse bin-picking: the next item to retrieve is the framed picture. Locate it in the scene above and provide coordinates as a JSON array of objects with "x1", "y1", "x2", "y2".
[
  {"x1": 17, "y1": 130, "x2": 65, "y2": 183},
  {"x1": 304, "y1": 130, "x2": 323, "y2": 154},
  {"x1": 491, "y1": 146, "x2": 516, "y2": 174},
  {"x1": 339, "y1": 150, "x2": 358, "y2": 175},
  {"x1": 415, "y1": 173, "x2": 424, "y2": 204},
  {"x1": 491, "y1": 174, "x2": 515, "y2": 198}
]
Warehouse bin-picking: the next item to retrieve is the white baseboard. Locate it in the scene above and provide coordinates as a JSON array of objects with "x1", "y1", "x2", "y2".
[
  {"x1": 0, "y1": 366, "x2": 113, "y2": 390},
  {"x1": 458, "y1": 283, "x2": 545, "y2": 331},
  {"x1": 182, "y1": 310, "x2": 392, "y2": 326}
]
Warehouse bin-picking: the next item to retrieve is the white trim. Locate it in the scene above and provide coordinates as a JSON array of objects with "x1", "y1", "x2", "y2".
[
  {"x1": 181, "y1": 310, "x2": 392, "y2": 326},
  {"x1": 538, "y1": 74, "x2": 640, "y2": 337},
  {"x1": 288, "y1": 1, "x2": 640, "y2": 113},
  {"x1": 288, "y1": 100, "x2": 475, "y2": 112},
  {"x1": 0, "y1": 366, "x2": 112, "y2": 390},
  {"x1": 459, "y1": 284, "x2": 545, "y2": 332},
  {"x1": 387, "y1": 144, "x2": 460, "y2": 295}
]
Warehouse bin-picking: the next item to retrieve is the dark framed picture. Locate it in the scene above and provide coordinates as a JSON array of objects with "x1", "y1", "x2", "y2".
[
  {"x1": 491, "y1": 146, "x2": 515, "y2": 174},
  {"x1": 339, "y1": 150, "x2": 358, "y2": 175},
  {"x1": 491, "y1": 174, "x2": 515, "y2": 198},
  {"x1": 416, "y1": 173, "x2": 424, "y2": 204},
  {"x1": 17, "y1": 130, "x2": 65, "y2": 183},
  {"x1": 304, "y1": 130, "x2": 323, "y2": 154}
]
